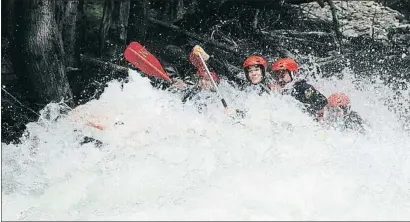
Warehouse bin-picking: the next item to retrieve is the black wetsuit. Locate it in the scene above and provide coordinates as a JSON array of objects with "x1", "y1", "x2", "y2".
[
  {"x1": 181, "y1": 86, "x2": 207, "y2": 103},
  {"x1": 241, "y1": 77, "x2": 327, "y2": 118},
  {"x1": 180, "y1": 85, "x2": 218, "y2": 114},
  {"x1": 338, "y1": 110, "x2": 366, "y2": 133},
  {"x1": 282, "y1": 79, "x2": 328, "y2": 118}
]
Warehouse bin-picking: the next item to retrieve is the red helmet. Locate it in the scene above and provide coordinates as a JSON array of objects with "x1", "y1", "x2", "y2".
[
  {"x1": 327, "y1": 93, "x2": 350, "y2": 107},
  {"x1": 272, "y1": 58, "x2": 298, "y2": 73},
  {"x1": 243, "y1": 56, "x2": 267, "y2": 71}
]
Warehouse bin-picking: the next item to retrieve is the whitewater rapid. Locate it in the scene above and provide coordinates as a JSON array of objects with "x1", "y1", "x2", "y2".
[{"x1": 2, "y1": 69, "x2": 410, "y2": 220}]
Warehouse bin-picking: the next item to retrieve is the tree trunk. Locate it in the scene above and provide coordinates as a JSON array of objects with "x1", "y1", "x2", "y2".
[
  {"x1": 99, "y1": 0, "x2": 130, "y2": 63},
  {"x1": 187, "y1": 0, "x2": 198, "y2": 14},
  {"x1": 2, "y1": 0, "x2": 16, "y2": 75},
  {"x1": 55, "y1": 0, "x2": 64, "y2": 31},
  {"x1": 2, "y1": 0, "x2": 16, "y2": 40},
  {"x1": 80, "y1": 54, "x2": 129, "y2": 75},
  {"x1": 160, "y1": 0, "x2": 186, "y2": 23},
  {"x1": 128, "y1": 0, "x2": 149, "y2": 43},
  {"x1": 76, "y1": 0, "x2": 86, "y2": 59},
  {"x1": 12, "y1": 0, "x2": 73, "y2": 107},
  {"x1": 327, "y1": 0, "x2": 343, "y2": 52},
  {"x1": 62, "y1": 0, "x2": 80, "y2": 68},
  {"x1": 175, "y1": 0, "x2": 185, "y2": 22}
]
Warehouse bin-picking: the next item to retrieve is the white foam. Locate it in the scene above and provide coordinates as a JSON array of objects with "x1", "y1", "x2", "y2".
[{"x1": 2, "y1": 69, "x2": 410, "y2": 220}]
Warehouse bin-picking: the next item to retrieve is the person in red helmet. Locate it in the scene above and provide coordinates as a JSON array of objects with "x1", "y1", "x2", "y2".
[
  {"x1": 270, "y1": 57, "x2": 328, "y2": 118},
  {"x1": 181, "y1": 45, "x2": 221, "y2": 103},
  {"x1": 182, "y1": 45, "x2": 245, "y2": 118},
  {"x1": 242, "y1": 55, "x2": 275, "y2": 94},
  {"x1": 319, "y1": 93, "x2": 365, "y2": 132},
  {"x1": 181, "y1": 67, "x2": 221, "y2": 103}
]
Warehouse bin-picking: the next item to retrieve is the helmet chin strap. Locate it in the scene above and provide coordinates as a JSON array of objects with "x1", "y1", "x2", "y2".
[
  {"x1": 278, "y1": 70, "x2": 294, "y2": 86},
  {"x1": 290, "y1": 71, "x2": 295, "y2": 81}
]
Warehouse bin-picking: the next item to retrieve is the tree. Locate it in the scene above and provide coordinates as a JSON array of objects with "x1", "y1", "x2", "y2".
[
  {"x1": 62, "y1": 0, "x2": 80, "y2": 68},
  {"x1": 128, "y1": 0, "x2": 149, "y2": 43},
  {"x1": 99, "y1": 0, "x2": 130, "y2": 62},
  {"x1": 12, "y1": 0, "x2": 73, "y2": 107}
]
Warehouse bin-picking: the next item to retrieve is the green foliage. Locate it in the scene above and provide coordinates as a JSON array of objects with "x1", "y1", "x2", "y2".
[
  {"x1": 85, "y1": 1, "x2": 104, "y2": 23},
  {"x1": 83, "y1": 1, "x2": 105, "y2": 55}
]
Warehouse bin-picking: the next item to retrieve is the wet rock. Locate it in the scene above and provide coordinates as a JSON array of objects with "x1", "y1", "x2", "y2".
[{"x1": 297, "y1": 1, "x2": 407, "y2": 41}]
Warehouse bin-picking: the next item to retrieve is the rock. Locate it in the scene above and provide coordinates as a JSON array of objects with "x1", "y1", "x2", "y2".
[{"x1": 296, "y1": 0, "x2": 408, "y2": 41}]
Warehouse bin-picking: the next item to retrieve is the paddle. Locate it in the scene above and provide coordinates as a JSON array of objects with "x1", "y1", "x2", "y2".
[
  {"x1": 190, "y1": 46, "x2": 229, "y2": 108},
  {"x1": 124, "y1": 42, "x2": 172, "y2": 83},
  {"x1": 198, "y1": 53, "x2": 228, "y2": 108}
]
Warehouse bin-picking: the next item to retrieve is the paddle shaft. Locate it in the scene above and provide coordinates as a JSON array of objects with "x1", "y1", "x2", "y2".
[{"x1": 197, "y1": 54, "x2": 228, "y2": 108}]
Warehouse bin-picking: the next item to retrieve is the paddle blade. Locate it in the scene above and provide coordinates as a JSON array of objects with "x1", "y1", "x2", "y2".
[
  {"x1": 124, "y1": 42, "x2": 172, "y2": 82},
  {"x1": 189, "y1": 46, "x2": 219, "y2": 82},
  {"x1": 189, "y1": 45, "x2": 208, "y2": 75}
]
